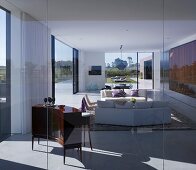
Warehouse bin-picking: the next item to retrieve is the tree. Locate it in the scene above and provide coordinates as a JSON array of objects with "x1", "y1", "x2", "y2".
[
  {"x1": 106, "y1": 63, "x2": 111, "y2": 68},
  {"x1": 114, "y1": 58, "x2": 128, "y2": 70}
]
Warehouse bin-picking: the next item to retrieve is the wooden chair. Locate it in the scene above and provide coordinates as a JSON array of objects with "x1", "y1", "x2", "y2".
[{"x1": 80, "y1": 97, "x2": 95, "y2": 150}]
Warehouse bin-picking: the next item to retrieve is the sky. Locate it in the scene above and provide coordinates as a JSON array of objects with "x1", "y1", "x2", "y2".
[{"x1": 0, "y1": 9, "x2": 6, "y2": 66}]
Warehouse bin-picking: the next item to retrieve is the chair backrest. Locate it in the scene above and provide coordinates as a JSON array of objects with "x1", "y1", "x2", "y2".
[
  {"x1": 81, "y1": 97, "x2": 87, "y2": 112},
  {"x1": 85, "y1": 94, "x2": 91, "y2": 105},
  {"x1": 81, "y1": 96, "x2": 95, "y2": 112}
]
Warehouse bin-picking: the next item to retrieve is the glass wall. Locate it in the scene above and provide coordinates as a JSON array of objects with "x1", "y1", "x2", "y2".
[
  {"x1": 54, "y1": 38, "x2": 73, "y2": 104},
  {"x1": 163, "y1": 0, "x2": 196, "y2": 169},
  {"x1": 105, "y1": 52, "x2": 137, "y2": 89},
  {"x1": 0, "y1": 7, "x2": 10, "y2": 141},
  {"x1": 0, "y1": 0, "x2": 49, "y2": 169},
  {"x1": 2, "y1": 0, "x2": 196, "y2": 170},
  {"x1": 105, "y1": 52, "x2": 153, "y2": 89}
]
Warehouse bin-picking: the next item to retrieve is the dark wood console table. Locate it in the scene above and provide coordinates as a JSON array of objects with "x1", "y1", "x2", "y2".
[{"x1": 32, "y1": 105, "x2": 82, "y2": 164}]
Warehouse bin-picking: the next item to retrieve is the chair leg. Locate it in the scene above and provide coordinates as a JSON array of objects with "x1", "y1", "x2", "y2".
[
  {"x1": 88, "y1": 123, "x2": 92, "y2": 150},
  {"x1": 83, "y1": 125, "x2": 86, "y2": 147},
  {"x1": 32, "y1": 136, "x2": 34, "y2": 150},
  {"x1": 79, "y1": 147, "x2": 82, "y2": 162},
  {"x1": 38, "y1": 138, "x2": 40, "y2": 144},
  {"x1": 64, "y1": 146, "x2": 66, "y2": 164}
]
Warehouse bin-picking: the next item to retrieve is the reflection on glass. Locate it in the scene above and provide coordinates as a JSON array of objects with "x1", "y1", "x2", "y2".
[
  {"x1": 55, "y1": 39, "x2": 73, "y2": 103},
  {"x1": 0, "y1": 9, "x2": 6, "y2": 101},
  {"x1": 105, "y1": 53, "x2": 137, "y2": 89},
  {"x1": 169, "y1": 40, "x2": 196, "y2": 98},
  {"x1": 105, "y1": 52, "x2": 153, "y2": 89}
]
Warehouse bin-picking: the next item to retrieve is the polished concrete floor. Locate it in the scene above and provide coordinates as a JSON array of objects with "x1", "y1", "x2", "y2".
[
  {"x1": 0, "y1": 130, "x2": 196, "y2": 170},
  {"x1": 0, "y1": 86, "x2": 196, "y2": 169}
]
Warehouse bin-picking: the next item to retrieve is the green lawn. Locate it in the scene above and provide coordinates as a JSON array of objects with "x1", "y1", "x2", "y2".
[{"x1": 106, "y1": 76, "x2": 137, "y2": 84}]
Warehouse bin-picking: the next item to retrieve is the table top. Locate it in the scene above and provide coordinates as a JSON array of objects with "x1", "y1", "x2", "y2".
[{"x1": 32, "y1": 104, "x2": 81, "y2": 113}]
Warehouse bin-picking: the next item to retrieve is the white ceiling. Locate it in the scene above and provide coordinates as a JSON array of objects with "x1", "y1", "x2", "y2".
[{"x1": 7, "y1": 0, "x2": 196, "y2": 52}]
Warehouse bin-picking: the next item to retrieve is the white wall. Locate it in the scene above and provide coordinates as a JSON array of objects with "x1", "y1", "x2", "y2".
[{"x1": 79, "y1": 51, "x2": 105, "y2": 91}]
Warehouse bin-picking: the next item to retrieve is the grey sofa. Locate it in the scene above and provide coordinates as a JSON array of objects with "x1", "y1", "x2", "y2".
[{"x1": 95, "y1": 100, "x2": 171, "y2": 126}]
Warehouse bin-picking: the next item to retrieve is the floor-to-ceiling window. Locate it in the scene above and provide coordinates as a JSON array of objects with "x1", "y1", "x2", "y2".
[
  {"x1": 105, "y1": 52, "x2": 153, "y2": 89},
  {"x1": 0, "y1": 7, "x2": 10, "y2": 141},
  {"x1": 52, "y1": 38, "x2": 74, "y2": 104}
]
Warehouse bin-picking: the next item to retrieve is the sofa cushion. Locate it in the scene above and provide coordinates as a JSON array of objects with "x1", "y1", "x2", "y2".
[
  {"x1": 115, "y1": 102, "x2": 134, "y2": 109},
  {"x1": 152, "y1": 101, "x2": 168, "y2": 108},
  {"x1": 130, "y1": 90, "x2": 139, "y2": 97},
  {"x1": 104, "y1": 90, "x2": 113, "y2": 97},
  {"x1": 112, "y1": 90, "x2": 126, "y2": 97},
  {"x1": 97, "y1": 100, "x2": 115, "y2": 108},
  {"x1": 135, "y1": 101, "x2": 153, "y2": 109}
]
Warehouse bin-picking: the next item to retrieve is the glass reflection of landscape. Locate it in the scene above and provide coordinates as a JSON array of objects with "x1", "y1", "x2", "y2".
[
  {"x1": 0, "y1": 9, "x2": 6, "y2": 98},
  {"x1": 169, "y1": 40, "x2": 196, "y2": 98},
  {"x1": 105, "y1": 53, "x2": 153, "y2": 89},
  {"x1": 55, "y1": 39, "x2": 73, "y2": 102}
]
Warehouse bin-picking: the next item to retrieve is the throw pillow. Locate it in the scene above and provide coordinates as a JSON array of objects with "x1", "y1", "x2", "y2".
[
  {"x1": 97, "y1": 100, "x2": 115, "y2": 108},
  {"x1": 130, "y1": 90, "x2": 139, "y2": 97},
  {"x1": 112, "y1": 90, "x2": 126, "y2": 97}
]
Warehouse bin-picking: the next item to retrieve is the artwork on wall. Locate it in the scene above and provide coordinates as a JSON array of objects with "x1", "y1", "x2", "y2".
[
  {"x1": 89, "y1": 66, "x2": 102, "y2": 75},
  {"x1": 169, "y1": 40, "x2": 196, "y2": 98}
]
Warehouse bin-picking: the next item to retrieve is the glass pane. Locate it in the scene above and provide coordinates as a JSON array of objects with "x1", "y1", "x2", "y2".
[
  {"x1": 163, "y1": 0, "x2": 196, "y2": 169},
  {"x1": 47, "y1": 0, "x2": 164, "y2": 169},
  {"x1": 0, "y1": 7, "x2": 10, "y2": 141},
  {"x1": 54, "y1": 39, "x2": 73, "y2": 104},
  {"x1": 0, "y1": 0, "x2": 49, "y2": 169},
  {"x1": 105, "y1": 52, "x2": 137, "y2": 89}
]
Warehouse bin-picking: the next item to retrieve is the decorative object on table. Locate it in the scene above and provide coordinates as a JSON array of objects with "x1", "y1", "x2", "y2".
[
  {"x1": 43, "y1": 97, "x2": 55, "y2": 106},
  {"x1": 48, "y1": 97, "x2": 53, "y2": 105},
  {"x1": 44, "y1": 98, "x2": 47, "y2": 106},
  {"x1": 131, "y1": 98, "x2": 136, "y2": 104}
]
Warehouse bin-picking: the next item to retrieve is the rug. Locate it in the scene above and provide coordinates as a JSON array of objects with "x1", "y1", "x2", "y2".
[{"x1": 90, "y1": 110, "x2": 196, "y2": 131}]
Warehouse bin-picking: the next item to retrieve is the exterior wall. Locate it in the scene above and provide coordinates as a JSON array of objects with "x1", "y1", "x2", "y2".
[{"x1": 79, "y1": 51, "x2": 105, "y2": 91}]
